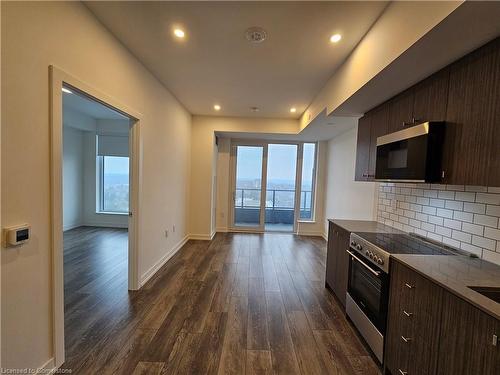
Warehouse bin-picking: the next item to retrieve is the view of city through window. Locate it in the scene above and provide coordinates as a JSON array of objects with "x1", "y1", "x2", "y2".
[
  {"x1": 102, "y1": 156, "x2": 129, "y2": 213},
  {"x1": 234, "y1": 143, "x2": 315, "y2": 228}
]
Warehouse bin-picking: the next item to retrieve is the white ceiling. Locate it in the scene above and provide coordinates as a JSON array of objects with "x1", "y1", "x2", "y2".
[
  {"x1": 63, "y1": 89, "x2": 129, "y2": 120},
  {"x1": 85, "y1": 1, "x2": 387, "y2": 118}
]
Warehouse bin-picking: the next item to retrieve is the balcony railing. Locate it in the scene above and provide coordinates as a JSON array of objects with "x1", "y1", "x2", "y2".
[{"x1": 234, "y1": 188, "x2": 312, "y2": 224}]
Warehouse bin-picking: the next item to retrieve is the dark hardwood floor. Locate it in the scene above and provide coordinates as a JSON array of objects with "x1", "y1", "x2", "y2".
[{"x1": 62, "y1": 227, "x2": 380, "y2": 374}]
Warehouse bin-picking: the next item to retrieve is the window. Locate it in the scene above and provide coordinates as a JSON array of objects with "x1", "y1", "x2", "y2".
[
  {"x1": 100, "y1": 156, "x2": 129, "y2": 213},
  {"x1": 299, "y1": 143, "x2": 316, "y2": 220},
  {"x1": 96, "y1": 135, "x2": 130, "y2": 214}
]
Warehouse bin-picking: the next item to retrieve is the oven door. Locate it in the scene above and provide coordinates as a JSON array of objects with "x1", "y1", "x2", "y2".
[{"x1": 347, "y1": 249, "x2": 389, "y2": 335}]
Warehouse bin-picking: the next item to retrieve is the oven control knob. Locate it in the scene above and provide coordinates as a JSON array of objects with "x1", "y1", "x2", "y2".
[
  {"x1": 351, "y1": 241, "x2": 356, "y2": 247},
  {"x1": 356, "y1": 244, "x2": 362, "y2": 251},
  {"x1": 368, "y1": 251, "x2": 373, "y2": 258},
  {"x1": 377, "y1": 258, "x2": 384, "y2": 265}
]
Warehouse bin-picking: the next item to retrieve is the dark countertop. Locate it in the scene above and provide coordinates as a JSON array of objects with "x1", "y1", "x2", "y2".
[
  {"x1": 392, "y1": 254, "x2": 500, "y2": 320},
  {"x1": 328, "y1": 219, "x2": 404, "y2": 234}
]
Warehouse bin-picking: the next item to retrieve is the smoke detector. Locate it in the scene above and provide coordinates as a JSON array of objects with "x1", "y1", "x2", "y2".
[
  {"x1": 250, "y1": 106, "x2": 260, "y2": 112},
  {"x1": 245, "y1": 27, "x2": 267, "y2": 43}
]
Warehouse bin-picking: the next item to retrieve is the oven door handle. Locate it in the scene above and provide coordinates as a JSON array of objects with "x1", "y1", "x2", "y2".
[{"x1": 346, "y1": 249, "x2": 382, "y2": 277}]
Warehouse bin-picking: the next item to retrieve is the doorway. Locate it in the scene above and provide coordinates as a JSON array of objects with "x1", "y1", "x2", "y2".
[
  {"x1": 230, "y1": 141, "x2": 317, "y2": 233},
  {"x1": 50, "y1": 65, "x2": 142, "y2": 367}
]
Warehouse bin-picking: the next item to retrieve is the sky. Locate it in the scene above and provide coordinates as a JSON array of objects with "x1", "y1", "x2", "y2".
[
  {"x1": 236, "y1": 143, "x2": 315, "y2": 185},
  {"x1": 104, "y1": 156, "x2": 129, "y2": 174}
]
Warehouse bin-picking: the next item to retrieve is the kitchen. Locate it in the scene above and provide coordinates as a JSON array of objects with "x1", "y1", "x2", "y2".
[{"x1": 326, "y1": 37, "x2": 500, "y2": 374}]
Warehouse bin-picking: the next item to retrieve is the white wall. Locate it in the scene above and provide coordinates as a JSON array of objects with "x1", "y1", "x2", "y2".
[
  {"x1": 190, "y1": 116, "x2": 299, "y2": 238},
  {"x1": 300, "y1": 1, "x2": 461, "y2": 129},
  {"x1": 323, "y1": 125, "x2": 378, "y2": 235},
  {"x1": 62, "y1": 127, "x2": 84, "y2": 230},
  {"x1": 1, "y1": 2, "x2": 191, "y2": 369}
]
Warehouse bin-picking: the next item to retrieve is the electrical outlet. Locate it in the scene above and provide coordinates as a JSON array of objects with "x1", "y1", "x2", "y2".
[{"x1": 165, "y1": 229, "x2": 169, "y2": 238}]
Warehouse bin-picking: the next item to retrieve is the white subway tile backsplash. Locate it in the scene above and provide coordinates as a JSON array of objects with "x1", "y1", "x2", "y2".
[
  {"x1": 472, "y1": 235, "x2": 496, "y2": 251},
  {"x1": 484, "y1": 227, "x2": 500, "y2": 241},
  {"x1": 486, "y1": 205, "x2": 500, "y2": 217},
  {"x1": 453, "y1": 211, "x2": 473, "y2": 223},
  {"x1": 476, "y1": 193, "x2": 500, "y2": 205},
  {"x1": 465, "y1": 186, "x2": 488, "y2": 193},
  {"x1": 463, "y1": 202, "x2": 486, "y2": 214},
  {"x1": 444, "y1": 218, "x2": 462, "y2": 230},
  {"x1": 438, "y1": 190, "x2": 455, "y2": 199},
  {"x1": 473, "y1": 214, "x2": 498, "y2": 228},
  {"x1": 444, "y1": 200, "x2": 463, "y2": 210},
  {"x1": 376, "y1": 183, "x2": 500, "y2": 266},
  {"x1": 436, "y1": 225, "x2": 452, "y2": 237},
  {"x1": 461, "y1": 222, "x2": 483, "y2": 236},
  {"x1": 436, "y1": 208, "x2": 453, "y2": 218},
  {"x1": 452, "y1": 230, "x2": 472, "y2": 243},
  {"x1": 429, "y1": 198, "x2": 445, "y2": 208},
  {"x1": 428, "y1": 216, "x2": 444, "y2": 226},
  {"x1": 455, "y1": 192, "x2": 476, "y2": 202},
  {"x1": 421, "y1": 222, "x2": 435, "y2": 232}
]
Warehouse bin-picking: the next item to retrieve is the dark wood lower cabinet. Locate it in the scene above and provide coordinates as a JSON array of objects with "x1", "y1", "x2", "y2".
[
  {"x1": 437, "y1": 291, "x2": 500, "y2": 375},
  {"x1": 325, "y1": 222, "x2": 350, "y2": 308},
  {"x1": 385, "y1": 259, "x2": 500, "y2": 375}
]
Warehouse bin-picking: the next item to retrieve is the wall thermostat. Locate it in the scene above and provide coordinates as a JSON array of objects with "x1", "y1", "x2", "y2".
[{"x1": 4, "y1": 224, "x2": 31, "y2": 246}]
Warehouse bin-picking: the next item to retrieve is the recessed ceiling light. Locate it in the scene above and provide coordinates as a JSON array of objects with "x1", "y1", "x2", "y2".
[
  {"x1": 290, "y1": 107, "x2": 297, "y2": 113},
  {"x1": 62, "y1": 87, "x2": 72, "y2": 94},
  {"x1": 330, "y1": 34, "x2": 342, "y2": 43},
  {"x1": 214, "y1": 104, "x2": 221, "y2": 111},
  {"x1": 173, "y1": 28, "x2": 185, "y2": 39}
]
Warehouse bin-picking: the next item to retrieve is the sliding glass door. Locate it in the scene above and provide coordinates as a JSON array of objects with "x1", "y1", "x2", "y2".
[
  {"x1": 265, "y1": 144, "x2": 297, "y2": 232},
  {"x1": 230, "y1": 141, "x2": 317, "y2": 232},
  {"x1": 233, "y1": 145, "x2": 265, "y2": 229}
]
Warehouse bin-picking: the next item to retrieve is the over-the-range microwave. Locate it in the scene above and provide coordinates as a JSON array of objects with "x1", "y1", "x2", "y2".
[{"x1": 375, "y1": 122, "x2": 445, "y2": 183}]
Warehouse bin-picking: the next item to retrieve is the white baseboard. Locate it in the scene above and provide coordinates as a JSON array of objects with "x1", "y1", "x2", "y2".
[
  {"x1": 82, "y1": 221, "x2": 128, "y2": 229},
  {"x1": 297, "y1": 230, "x2": 326, "y2": 238},
  {"x1": 215, "y1": 227, "x2": 228, "y2": 232},
  {"x1": 189, "y1": 233, "x2": 215, "y2": 240},
  {"x1": 37, "y1": 357, "x2": 56, "y2": 374},
  {"x1": 140, "y1": 235, "x2": 189, "y2": 287},
  {"x1": 63, "y1": 222, "x2": 83, "y2": 231}
]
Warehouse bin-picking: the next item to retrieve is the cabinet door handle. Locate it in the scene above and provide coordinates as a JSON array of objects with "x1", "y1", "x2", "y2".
[
  {"x1": 403, "y1": 310, "x2": 413, "y2": 317},
  {"x1": 398, "y1": 370, "x2": 408, "y2": 375},
  {"x1": 493, "y1": 334, "x2": 498, "y2": 347},
  {"x1": 401, "y1": 336, "x2": 412, "y2": 343},
  {"x1": 404, "y1": 283, "x2": 414, "y2": 289}
]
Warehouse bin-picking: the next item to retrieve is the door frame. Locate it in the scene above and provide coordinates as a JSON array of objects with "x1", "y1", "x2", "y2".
[
  {"x1": 49, "y1": 65, "x2": 143, "y2": 367},
  {"x1": 228, "y1": 139, "x2": 303, "y2": 233}
]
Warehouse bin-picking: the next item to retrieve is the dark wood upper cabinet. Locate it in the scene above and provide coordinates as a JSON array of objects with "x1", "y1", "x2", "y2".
[
  {"x1": 386, "y1": 89, "x2": 414, "y2": 134},
  {"x1": 368, "y1": 106, "x2": 388, "y2": 178},
  {"x1": 355, "y1": 37, "x2": 500, "y2": 186},
  {"x1": 443, "y1": 38, "x2": 500, "y2": 186},
  {"x1": 354, "y1": 114, "x2": 372, "y2": 181},
  {"x1": 412, "y1": 67, "x2": 450, "y2": 122}
]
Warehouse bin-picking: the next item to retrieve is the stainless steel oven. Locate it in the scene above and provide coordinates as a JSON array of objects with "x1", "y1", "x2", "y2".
[
  {"x1": 346, "y1": 244, "x2": 389, "y2": 364},
  {"x1": 375, "y1": 121, "x2": 445, "y2": 182}
]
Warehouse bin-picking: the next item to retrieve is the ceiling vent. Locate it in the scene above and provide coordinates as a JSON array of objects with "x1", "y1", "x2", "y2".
[{"x1": 245, "y1": 27, "x2": 267, "y2": 43}]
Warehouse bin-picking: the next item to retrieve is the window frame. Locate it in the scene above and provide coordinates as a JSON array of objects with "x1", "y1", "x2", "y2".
[
  {"x1": 97, "y1": 154, "x2": 130, "y2": 215},
  {"x1": 298, "y1": 142, "x2": 318, "y2": 222}
]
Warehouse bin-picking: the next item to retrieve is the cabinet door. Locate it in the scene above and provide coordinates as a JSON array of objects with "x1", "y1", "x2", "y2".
[
  {"x1": 486, "y1": 39, "x2": 500, "y2": 187},
  {"x1": 443, "y1": 38, "x2": 499, "y2": 185},
  {"x1": 412, "y1": 67, "x2": 450, "y2": 122},
  {"x1": 333, "y1": 227, "x2": 350, "y2": 308},
  {"x1": 368, "y1": 105, "x2": 388, "y2": 179},
  {"x1": 386, "y1": 89, "x2": 414, "y2": 134},
  {"x1": 355, "y1": 115, "x2": 371, "y2": 181},
  {"x1": 437, "y1": 290, "x2": 500, "y2": 375},
  {"x1": 325, "y1": 222, "x2": 337, "y2": 291}
]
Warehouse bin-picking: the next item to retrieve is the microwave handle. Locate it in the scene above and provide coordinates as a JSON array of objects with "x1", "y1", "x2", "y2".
[{"x1": 346, "y1": 250, "x2": 381, "y2": 277}]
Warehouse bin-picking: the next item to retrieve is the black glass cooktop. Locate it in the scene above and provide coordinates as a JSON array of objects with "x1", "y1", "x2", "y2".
[{"x1": 354, "y1": 232, "x2": 455, "y2": 256}]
